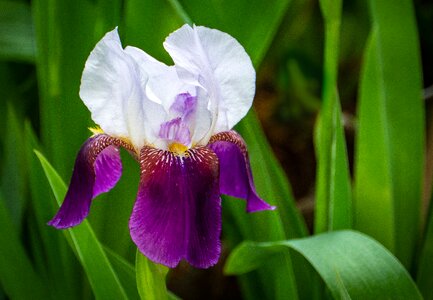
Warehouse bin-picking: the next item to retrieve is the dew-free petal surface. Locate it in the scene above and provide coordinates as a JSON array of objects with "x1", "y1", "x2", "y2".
[
  {"x1": 209, "y1": 131, "x2": 274, "y2": 212},
  {"x1": 129, "y1": 146, "x2": 221, "y2": 268}
]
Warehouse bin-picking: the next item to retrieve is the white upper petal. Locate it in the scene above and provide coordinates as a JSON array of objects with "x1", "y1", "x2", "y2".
[
  {"x1": 80, "y1": 25, "x2": 254, "y2": 151},
  {"x1": 124, "y1": 44, "x2": 212, "y2": 147},
  {"x1": 79, "y1": 28, "x2": 166, "y2": 149},
  {"x1": 124, "y1": 46, "x2": 195, "y2": 111},
  {"x1": 163, "y1": 24, "x2": 256, "y2": 134}
]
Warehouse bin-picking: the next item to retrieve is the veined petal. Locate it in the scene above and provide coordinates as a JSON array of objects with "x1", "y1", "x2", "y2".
[
  {"x1": 124, "y1": 45, "x2": 212, "y2": 147},
  {"x1": 163, "y1": 24, "x2": 256, "y2": 134},
  {"x1": 124, "y1": 46, "x2": 195, "y2": 111},
  {"x1": 208, "y1": 131, "x2": 275, "y2": 212},
  {"x1": 129, "y1": 146, "x2": 221, "y2": 268},
  {"x1": 80, "y1": 28, "x2": 165, "y2": 149},
  {"x1": 48, "y1": 135, "x2": 134, "y2": 229}
]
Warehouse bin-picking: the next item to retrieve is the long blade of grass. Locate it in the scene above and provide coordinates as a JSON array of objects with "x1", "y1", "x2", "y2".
[
  {"x1": 25, "y1": 122, "x2": 80, "y2": 300},
  {"x1": 104, "y1": 247, "x2": 140, "y2": 300},
  {"x1": 123, "y1": 0, "x2": 185, "y2": 64},
  {"x1": 225, "y1": 230, "x2": 422, "y2": 299},
  {"x1": 35, "y1": 151, "x2": 129, "y2": 300},
  {"x1": 416, "y1": 192, "x2": 433, "y2": 299},
  {"x1": 0, "y1": 193, "x2": 48, "y2": 299},
  {"x1": 32, "y1": 0, "x2": 100, "y2": 178},
  {"x1": 0, "y1": 105, "x2": 27, "y2": 229},
  {"x1": 0, "y1": 1, "x2": 35, "y2": 62},
  {"x1": 354, "y1": 0, "x2": 424, "y2": 267},
  {"x1": 314, "y1": 0, "x2": 352, "y2": 233},
  {"x1": 237, "y1": 112, "x2": 308, "y2": 239},
  {"x1": 136, "y1": 251, "x2": 170, "y2": 300},
  {"x1": 178, "y1": 0, "x2": 291, "y2": 68},
  {"x1": 106, "y1": 248, "x2": 179, "y2": 300}
]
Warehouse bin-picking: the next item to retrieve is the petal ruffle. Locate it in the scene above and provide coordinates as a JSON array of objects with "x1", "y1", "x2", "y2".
[
  {"x1": 48, "y1": 135, "x2": 133, "y2": 229},
  {"x1": 80, "y1": 28, "x2": 166, "y2": 149},
  {"x1": 124, "y1": 46, "x2": 194, "y2": 111},
  {"x1": 208, "y1": 131, "x2": 275, "y2": 212},
  {"x1": 129, "y1": 146, "x2": 221, "y2": 268},
  {"x1": 124, "y1": 44, "x2": 211, "y2": 148},
  {"x1": 163, "y1": 24, "x2": 256, "y2": 134}
]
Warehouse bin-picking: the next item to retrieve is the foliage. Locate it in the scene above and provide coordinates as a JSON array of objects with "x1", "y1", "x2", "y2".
[{"x1": 0, "y1": 0, "x2": 431, "y2": 299}]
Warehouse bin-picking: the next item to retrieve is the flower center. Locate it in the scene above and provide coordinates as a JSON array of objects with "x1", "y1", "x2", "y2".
[
  {"x1": 158, "y1": 92, "x2": 199, "y2": 152},
  {"x1": 168, "y1": 142, "x2": 189, "y2": 156}
]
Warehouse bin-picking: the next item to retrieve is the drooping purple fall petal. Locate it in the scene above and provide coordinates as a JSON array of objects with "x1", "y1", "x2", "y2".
[
  {"x1": 208, "y1": 131, "x2": 275, "y2": 212},
  {"x1": 48, "y1": 134, "x2": 133, "y2": 229},
  {"x1": 129, "y1": 146, "x2": 221, "y2": 268},
  {"x1": 93, "y1": 146, "x2": 123, "y2": 197}
]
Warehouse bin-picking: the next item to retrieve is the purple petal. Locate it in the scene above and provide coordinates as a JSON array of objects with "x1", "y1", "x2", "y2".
[
  {"x1": 208, "y1": 130, "x2": 275, "y2": 212},
  {"x1": 170, "y1": 92, "x2": 197, "y2": 121},
  {"x1": 159, "y1": 117, "x2": 191, "y2": 146},
  {"x1": 129, "y1": 146, "x2": 221, "y2": 268},
  {"x1": 48, "y1": 135, "x2": 130, "y2": 229},
  {"x1": 93, "y1": 145, "x2": 122, "y2": 197}
]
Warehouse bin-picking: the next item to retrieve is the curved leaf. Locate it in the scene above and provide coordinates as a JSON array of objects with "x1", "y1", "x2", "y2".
[{"x1": 225, "y1": 230, "x2": 422, "y2": 299}]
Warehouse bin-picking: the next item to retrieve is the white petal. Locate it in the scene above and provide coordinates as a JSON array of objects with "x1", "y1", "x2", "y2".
[
  {"x1": 190, "y1": 87, "x2": 212, "y2": 145},
  {"x1": 163, "y1": 24, "x2": 256, "y2": 134},
  {"x1": 125, "y1": 46, "x2": 195, "y2": 112},
  {"x1": 80, "y1": 28, "x2": 166, "y2": 149},
  {"x1": 124, "y1": 45, "x2": 210, "y2": 147}
]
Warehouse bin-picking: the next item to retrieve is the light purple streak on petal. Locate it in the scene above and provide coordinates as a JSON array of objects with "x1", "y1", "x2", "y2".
[
  {"x1": 159, "y1": 117, "x2": 191, "y2": 145},
  {"x1": 48, "y1": 135, "x2": 125, "y2": 229},
  {"x1": 170, "y1": 92, "x2": 197, "y2": 121},
  {"x1": 93, "y1": 145, "x2": 122, "y2": 197},
  {"x1": 208, "y1": 131, "x2": 275, "y2": 213},
  {"x1": 129, "y1": 146, "x2": 221, "y2": 268}
]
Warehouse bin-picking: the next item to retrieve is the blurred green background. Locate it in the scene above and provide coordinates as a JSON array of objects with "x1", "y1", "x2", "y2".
[{"x1": 0, "y1": 0, "x2": 433, "y2": 299}]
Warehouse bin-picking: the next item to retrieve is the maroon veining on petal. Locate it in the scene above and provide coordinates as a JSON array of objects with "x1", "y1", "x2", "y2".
[
  {"x1": 208, "y1": 130, "x2": 275, "y2": 212},
  {"x1": 48, "y1": 134, "x2": 133, "y2": 229},
  {"x1": 129, "y1": 146, "x2": 221, "y2": 268}
]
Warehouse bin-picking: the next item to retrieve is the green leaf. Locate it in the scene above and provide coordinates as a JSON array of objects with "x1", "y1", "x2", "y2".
[
  {"x1": 179, "y1": 0, "x2": 291, "y2": 68},
  {"x1": 0, "y1": 192, "x2": 48, "y2": 299},
  {"x1": 35, "y1": 151, "x2": 129, "y2": 300},
  {"x1": 225, "y1": 230, "x2": 422, "y2": 299},
  {"x1": 0, "y1": 1, "x2": 35, "y2": 62},
  {"x1": 123, "y1": 0, "x2": 185, "y2": 64},
  {"x1": 136, "y1": 251, "x2": 170, "y2": 300},
  {"x1": 354, "y1": 0, "x2": 424, "y2": 267},
  {"x1": 236, "y1": 112, "x2": 307, "y2": 239},
  {"x1": 24, "y1": 122, "x2": 80, "y2": 300},
  {"x1": 0, "y1": 105, "x2": 27, "y2": 229},
  {"x1": 106, "y1": 248, "x2": 179, "y2": 300},
  {"x1": 105, "y1": 247, "x2": 140, "y2": 300},
  {"x1": 314, "y1": 0, "x2": 352, "y2": 233},
  {"x1": 417, "y1": 192, "x2": 433, "y2": 299}
]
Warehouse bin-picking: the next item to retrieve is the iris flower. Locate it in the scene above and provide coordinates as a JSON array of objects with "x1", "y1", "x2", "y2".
[{"x1": 49, "y1": 24, "x2": 274, "y2": 268}]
